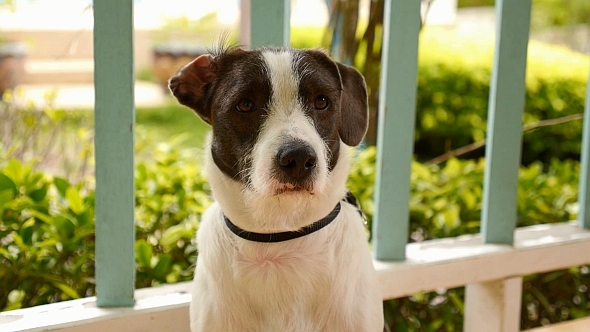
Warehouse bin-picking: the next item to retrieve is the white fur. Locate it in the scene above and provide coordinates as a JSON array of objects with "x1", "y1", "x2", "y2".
[
  {"x1": 190, "y1": 50, "x2": 384, "y2": 332},
  {"x1": 245, "y1": 50, "x2": 330, "y2": 231}
]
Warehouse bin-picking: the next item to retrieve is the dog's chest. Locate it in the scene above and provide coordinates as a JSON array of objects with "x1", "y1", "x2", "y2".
[
  {"x1": 233, "y1": 240, "x2": 332, "y2": 306},
  {"x1": 235, "y1": 241, "x2": 330, "y2": 278},
  {"x1": 236, "y1": 243, "x2": 324, "y2": 271}
]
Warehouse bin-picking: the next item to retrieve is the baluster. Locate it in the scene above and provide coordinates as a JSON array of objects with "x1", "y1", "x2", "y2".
[{"x1": 94, "y1": 0, "x2": 136, "y2": 307}]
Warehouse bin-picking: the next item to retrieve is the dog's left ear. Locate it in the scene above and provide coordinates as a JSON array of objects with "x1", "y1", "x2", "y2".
[
  {"x1": 336, "y1": 63, "x2": 369, "y2": 146},
  {"x1": 168, "y1": 54, "x2": 218, "y2": 124}
]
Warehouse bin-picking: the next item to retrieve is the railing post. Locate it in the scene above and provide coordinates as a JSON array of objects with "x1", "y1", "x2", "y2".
[
  {"x1": 94, "y1": 0, "x2": 136, "y2": 307},
  {"x1": 481, "y1": 0, "x2": 532, "y2": 244},
  {"x1": 246, "y1": 0, "x2": 290, "y2": 48},
  {"x1": 372, "y1": 0, "x2": 421, "y2": 261},
  {"x1": 578, "y1": 72, "x2": 590, "y2": 230},
  {"x1": 464, "y1": 277, "x2": 523, "y2": 332},
  {"x1": 465, "y1": 0, "x2": 531, "y2": 330}
]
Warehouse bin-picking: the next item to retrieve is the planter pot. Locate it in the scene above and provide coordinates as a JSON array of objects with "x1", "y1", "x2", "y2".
[
  {"x1": 152, "y1": 43, "x2": 206, "y2": 92},
  {"x1": 0, "y1": 41, "x2": 27, "y2": 97}
]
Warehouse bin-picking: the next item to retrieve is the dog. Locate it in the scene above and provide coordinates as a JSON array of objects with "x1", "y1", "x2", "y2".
[{"x1": 169, "y1": 45, "x2": 384, "y2": 332}]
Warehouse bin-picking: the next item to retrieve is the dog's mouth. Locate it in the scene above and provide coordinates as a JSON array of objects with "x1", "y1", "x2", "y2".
[
  {"x1": 245, "y1": 138, "x2": 329, "y2": 198},
  {"x1": 273, "y1": 182, "x2": 315, "y2": 196}
]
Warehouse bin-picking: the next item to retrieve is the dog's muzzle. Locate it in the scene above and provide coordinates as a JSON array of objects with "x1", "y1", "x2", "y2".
[{"x1": 275, "y1": 140, "x2": 317, "y2": 188}]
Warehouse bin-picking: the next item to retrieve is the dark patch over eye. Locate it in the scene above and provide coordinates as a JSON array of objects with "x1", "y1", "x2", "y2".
[
  {"x1": 314, "y1": 95, "x2": 329, "y2": 111},
  {"x1": 236, "y1": 98, "x2": 255, "y2": 112}
]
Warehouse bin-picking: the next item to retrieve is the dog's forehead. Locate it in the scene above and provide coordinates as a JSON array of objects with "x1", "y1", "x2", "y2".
[
  {"x1": 215, "y1": 48, "x2": 340, "y2": 93},
  {"x1": 259, "y1": 49, "x2": 300, "y2": 112}
]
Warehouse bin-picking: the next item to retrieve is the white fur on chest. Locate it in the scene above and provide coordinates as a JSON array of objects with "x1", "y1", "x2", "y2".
[
  {"x1": 234, "y1": 228, "x2": 331, "y2": 307},
  {"x1": 191, "y1": 202, "x2": 382, "y2": 332}
]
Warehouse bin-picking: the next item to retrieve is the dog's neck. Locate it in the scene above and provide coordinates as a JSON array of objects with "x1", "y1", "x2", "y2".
[{"x1": 205, "y1": 140, "x2": 351, "y2": 233}]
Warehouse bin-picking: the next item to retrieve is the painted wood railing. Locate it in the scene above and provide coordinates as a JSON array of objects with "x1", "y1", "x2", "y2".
[{"x1": 1, "y1": 0, "x2": 590, "y2": 331}]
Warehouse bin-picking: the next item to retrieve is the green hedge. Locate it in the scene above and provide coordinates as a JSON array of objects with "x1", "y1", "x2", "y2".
[
  {"x1": 348, "y1": 148, "x2": 579, "y2": 241},
  {"x1": 458, "y1": 0, "x2": 590, "y2": 30},
  {"x1": 415, "y1": 29, "x2": 589, "y2": 164},
  {"x1": 1, "y1": 145, "x2": 588, "y2": 330}
]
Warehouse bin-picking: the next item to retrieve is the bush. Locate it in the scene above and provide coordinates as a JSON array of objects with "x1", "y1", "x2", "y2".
[
  {"x1": 415, "y1": 29, "x2": 589, "y2": 164},
  {"x1": 348, "y1": 148, "x2": 579, "y2": 242},
  {"x1": 531, "y1": 0, "x2": 590, "y2": 30},
  {"x1": 134, "y1": 141, "x2": 212, "y2": 287},
  {"x1": 0, "y1": 159, "x2": 95, "y2": 310},
  {"x1": 458, "y1": 0, "x2": 590, "y2": 31}
]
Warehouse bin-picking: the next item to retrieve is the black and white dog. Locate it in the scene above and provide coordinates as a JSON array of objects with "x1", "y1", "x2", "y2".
[{"x1": 169, "y1": 46, "x2": 383, "y2": 332}]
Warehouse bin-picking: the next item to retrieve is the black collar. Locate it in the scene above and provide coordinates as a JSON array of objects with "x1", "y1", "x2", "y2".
[{"x1": 223, "y1": 202, "x2": 341, "y2": 243}]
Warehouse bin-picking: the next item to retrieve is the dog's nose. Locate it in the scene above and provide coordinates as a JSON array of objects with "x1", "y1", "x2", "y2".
[{"x1": 277, "y1": 143, "x2": 317, "y2": 180}]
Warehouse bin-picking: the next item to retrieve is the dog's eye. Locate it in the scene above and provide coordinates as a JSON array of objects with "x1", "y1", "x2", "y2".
[
  {"x1": 314, "y1": 95, "x2": 329, "y2": 110},
  {"x1": 236, "y1": 98, "x2": 255, "y2": 112}
]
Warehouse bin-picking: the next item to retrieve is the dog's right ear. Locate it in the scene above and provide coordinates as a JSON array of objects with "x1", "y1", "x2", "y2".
[{"x1": 168, "y1": 54, "x2": 217, "y2": 124}]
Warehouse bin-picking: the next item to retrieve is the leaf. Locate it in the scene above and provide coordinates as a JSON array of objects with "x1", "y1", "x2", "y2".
[
  {"x1": 11, "y1": 232, "x2": 27, "y2": 249},
  {"x1": 433, "y1": 197, "x2": 448, "y2": 211},
  {"x1": 3, "y1": 160, "x2": 24, "y2": 185},
  {"x1": 44, "y1": 109, "x2": 66, "y2": 122},
  {"x1": 25, "y1": 173, "x2": 44, "y2": 191},
  {"x1": 51, "y1": 282, "x2": 80, "y2": 299},
  {"x1": 0, "y1": 188, "x2": 14, "y2": 208},
  {"x1": 19, "y1": 218, "x2": 36, "y2": 245},
  {"x1": 0, "y1": 247, "x2": 14, "y2": 260},
  {"x1": 7, "y1": 289, "x2": 25, "y2": 305},
  {"x1": 443, "y1": 205, "x2": 461, "y2": 230},
  {"x1": 29, "y1": 188, "x2": 47, "y2": 202},
  {"x1": 29, "y1": 210, "x2": 52, "y2": 224},
  {"x1": 160, "y1": 224, "x2": 194, "y2": 247},
  {"x1": 541, "y1": 271, "x2": 565, "y2": 283},
  {"x1": 4, "y1": 195, "x2": 34, "y2": 213},
  {"x1": 135, "y1": 239, "x2": 153, "y2": 267},
  {"x1": 152, "y1": 254, "x2": 172, "y2": 279},
  {"x1": 66, "y1": 187, "x2": 85, "y2": 215},
  {"x1": 0, "y1": 173, "x2": 17, "y2": 195},
  {"x1": 53, "y1": 177, "x2": 70, "y2": 198},
  {"x1": 35, "y1": 239, "x2": 58, "y2": 248},
  {"x1": 428, "y1": 319, "x2": 444, "y2": 331},
  {"x1": 53, "y1": 215, "x2": 76, "y2": 239},
  {"x1": 460, "y1": 188, "x2": 477, "y2": 210},
  {"x1": 448, "y1": 292, "x2": 464, "y2": 314},
  {"x1": 76, "y1": 209, "x2": 94, "y2": 227}
]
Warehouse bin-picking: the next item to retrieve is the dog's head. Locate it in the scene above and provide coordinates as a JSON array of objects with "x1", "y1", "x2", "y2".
[{"x1": 169, "y1": 46, "x2": 368, "y2": 229}]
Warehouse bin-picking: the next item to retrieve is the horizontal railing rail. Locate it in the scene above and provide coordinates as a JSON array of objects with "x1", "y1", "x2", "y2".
[
  {"x1": 2, "y1": 222, "x2": 590, "y2": 331},
  {"x1": 1, "y1": 0, "x2": 589, "y2": 331}
]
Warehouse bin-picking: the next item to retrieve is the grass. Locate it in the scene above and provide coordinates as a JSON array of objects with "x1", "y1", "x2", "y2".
[
  {"x1": 61, "y1": 99, "x2": 210, "y2": 150},
  {"x1": 135, "y1": 101, "x2": 209, "y2": 148},
  {"x1": 0, "y1": 97, "x2": 208, "y2": 184}
]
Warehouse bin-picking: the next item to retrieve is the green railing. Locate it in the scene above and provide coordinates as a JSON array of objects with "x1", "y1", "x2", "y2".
[{"x1": 94, "y1": 0, "x2": 136, "y2": 307}]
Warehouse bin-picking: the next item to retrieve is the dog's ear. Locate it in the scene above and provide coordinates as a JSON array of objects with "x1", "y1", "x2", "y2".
[
  {"x1": 336, "y1": 62, "x2": 368, "y2": 146},
  {"x1": 168, "y1": 54, "x2": 217, "y2": 124}
]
